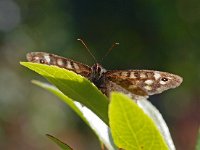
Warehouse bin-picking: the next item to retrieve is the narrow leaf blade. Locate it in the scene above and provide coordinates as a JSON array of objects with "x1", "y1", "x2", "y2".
[{"x1": 46, "y1": 134, "x2": 73, "y2": 150}]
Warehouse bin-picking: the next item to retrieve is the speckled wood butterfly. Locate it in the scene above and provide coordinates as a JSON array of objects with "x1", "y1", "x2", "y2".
[{"x1": 26, "y1": 51, "x2": 182, "y2": 100}]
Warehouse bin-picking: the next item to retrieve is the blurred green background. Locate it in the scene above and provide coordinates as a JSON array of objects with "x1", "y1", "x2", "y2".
[{"x1": 0, "y1": 0, "x2": 199, "y2": 149}]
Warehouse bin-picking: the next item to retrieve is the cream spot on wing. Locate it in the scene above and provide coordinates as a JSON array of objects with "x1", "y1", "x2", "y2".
[
  {"x1": 128, "y1": 85, "x2": 137, "y2": 89},
  {"x1": 160, "y1": 80, "x2": 167, "y2": 85},
  {"x1": 168, "y1": 77, "x2": 172, "y2": 80},
  {"x1": 66, "y1": 61, "x2": 72, "y2": 69},
  {"x1": 34, "y1": 57, "x2": 40, "y2": 61},
  {"x1": 154, "y1": 72, "x2": 161, "y2": 80},
  {"x1": 121, "y1": 72, "x2": 128, "y2": 76},
  {"x1": 140, "y1": 73, "x2": 146, "y2": 78},
  {"x1": 144, "y1": 85, "x2": 152, "y2": 91},
  {"x1": 73, "y1": 63, "x2": 79, "y2": 70},
  {"x1": 44, "y1": 55, "x2": 51, "y2": 63},
  {"x1": 144, "y1": 79, "x2": 154, "y2": 85},
  {"x1": 57, "y1": 59, "x2": 64, "y2": 66},
  {"x1": 130, "y1": 72, "x2": 136, "y2": 78}
]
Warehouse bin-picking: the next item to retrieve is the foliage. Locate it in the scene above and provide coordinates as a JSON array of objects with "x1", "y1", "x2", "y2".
[
  {"x1": 109, "y1": 93, "x2": 168, "y2": 150},
  {"x1": 21, "y1": 62, "x2": 172, "y2": 150},
  {"x1": 46, "y1": 134, "x2": 73, "y2": 150},
  {"x1": 20, "y1": 62, "x2": 109, "y2": 124}
]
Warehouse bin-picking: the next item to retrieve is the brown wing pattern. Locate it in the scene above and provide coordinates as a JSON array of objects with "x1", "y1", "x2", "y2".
[
  {"x1": 101, "y1": 79, "x2": 149, "y2": 100},
  {"x1": 26, "y1": 52, "x2": 183, "y2": 99},
  {"x1": 105, "y1": 69, "x2": 183, "y2": 96},
  {"x1": 26, "y1": 52, "x2": 91, "y2": 78},
  {"x1": 105, "y1": 70, "x2": 149, "y2": 96}
]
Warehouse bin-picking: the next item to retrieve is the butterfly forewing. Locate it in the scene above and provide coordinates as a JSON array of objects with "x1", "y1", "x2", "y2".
[
  {"x1": 26, "y1": 52, "x2": 91, "y2": 78},
  {"x1": 105, "y1": 70, "x2": 183, "y2": 96}
]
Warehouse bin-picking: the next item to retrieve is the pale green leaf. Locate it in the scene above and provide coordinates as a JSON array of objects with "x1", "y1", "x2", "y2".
[
  {"x1": 32, "y1": 80, "x2": 87, "y2": 124},
  {"x1": 109, "y1": 92, "x2": 168, "y2": 150},
  {"x1": 137, "y1": 100, "x2": 175, "y2": 150},
  {"x1": 20, "y1": 62, "x2": 109, "y2": 124},
  {"x1": 32, "y1": 80, "x2": 117, "y2": 150}
]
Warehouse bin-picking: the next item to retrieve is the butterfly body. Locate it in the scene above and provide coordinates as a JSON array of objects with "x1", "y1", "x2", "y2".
[{"x1": 26, "y1": 52, "x2": 183, "y2": 100}]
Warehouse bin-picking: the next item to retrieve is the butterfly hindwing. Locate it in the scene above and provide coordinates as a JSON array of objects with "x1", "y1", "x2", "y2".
[{"x1": 105, "y1": 70, "x2": 149, "y2": 96}]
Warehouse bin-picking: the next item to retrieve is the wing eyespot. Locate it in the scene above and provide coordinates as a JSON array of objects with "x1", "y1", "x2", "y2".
[
  {"x1": 39, "y1": 59, "x2": 45, "y2": 64},
  {"x1": 161, "y1": 77, "x2": 168, "y2": 82}
]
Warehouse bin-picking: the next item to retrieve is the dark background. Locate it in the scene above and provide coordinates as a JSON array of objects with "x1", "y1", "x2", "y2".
[{"x1": 0, "y1": 0, "x2": 199, "y2": 149}]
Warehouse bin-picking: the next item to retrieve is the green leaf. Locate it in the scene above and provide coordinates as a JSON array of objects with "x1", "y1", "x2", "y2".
[
  {"x1": 196, "y1": 128, "x2": 200, "y2": 150},
  {"x1": 32, "y1": 80, "x2": 116, "y2": 150},
  {"x1": 137, "y1": 99, "x2": 175, "y2": 150},
  {"x1": 32, "y1": 80, "x2": 88, "y2": 124},
  {"x1": 109, "y1": 92, "x2": 168, "y2": 150},
  {"x1": 20, "y1": 62, "x2": 109, "y2": 124},
  {"x1": 46, "y1": 134, "x2": 73, "y2": 150}
]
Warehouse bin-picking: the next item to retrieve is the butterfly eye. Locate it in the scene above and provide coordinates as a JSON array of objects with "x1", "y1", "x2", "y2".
[
  {"x1": 40, "y1": 59, "x2": 45, "y2": 64},
  {"x1": 161, "y1": 77, "x2": 168, "y2": 82}
]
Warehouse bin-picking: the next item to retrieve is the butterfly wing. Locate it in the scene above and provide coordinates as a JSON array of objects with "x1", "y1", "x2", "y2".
[
  {"x1": 26, "y1": 52, "x2": 91, "y2": 78},
  {"x1": 26, "y1": 52, "x2": 183, "y2": 99},
  {"x1": 105, "y1": 70, "x2": 148, "y2": 96},
  {"x1": 105, "y1": 70, "x2": 182, "y2": 96},
  {"x1": 101, "y1": 79, "x2": 149, "y2": 100}
]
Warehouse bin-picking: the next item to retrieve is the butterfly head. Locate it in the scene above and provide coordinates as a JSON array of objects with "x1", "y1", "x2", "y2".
[
  {"x1": 26, "y1": 52, "x2": 51, "y2": 65},
  {"x1": 90, "y1": 63, "x2": 106, "y2": 80}
]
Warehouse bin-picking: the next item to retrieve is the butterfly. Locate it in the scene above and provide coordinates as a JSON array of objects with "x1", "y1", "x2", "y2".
[{"x1": 26, "y1": 52, "x2": 183, "y2": 100}]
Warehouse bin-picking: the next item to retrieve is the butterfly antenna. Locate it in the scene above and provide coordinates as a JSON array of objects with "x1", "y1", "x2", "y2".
[
  {"x1": 77, "y1": 38, "x2": 97, "y2": 63},
  {"x1": 101, "y1": 42, "x2": 119, "y2": 62}
]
